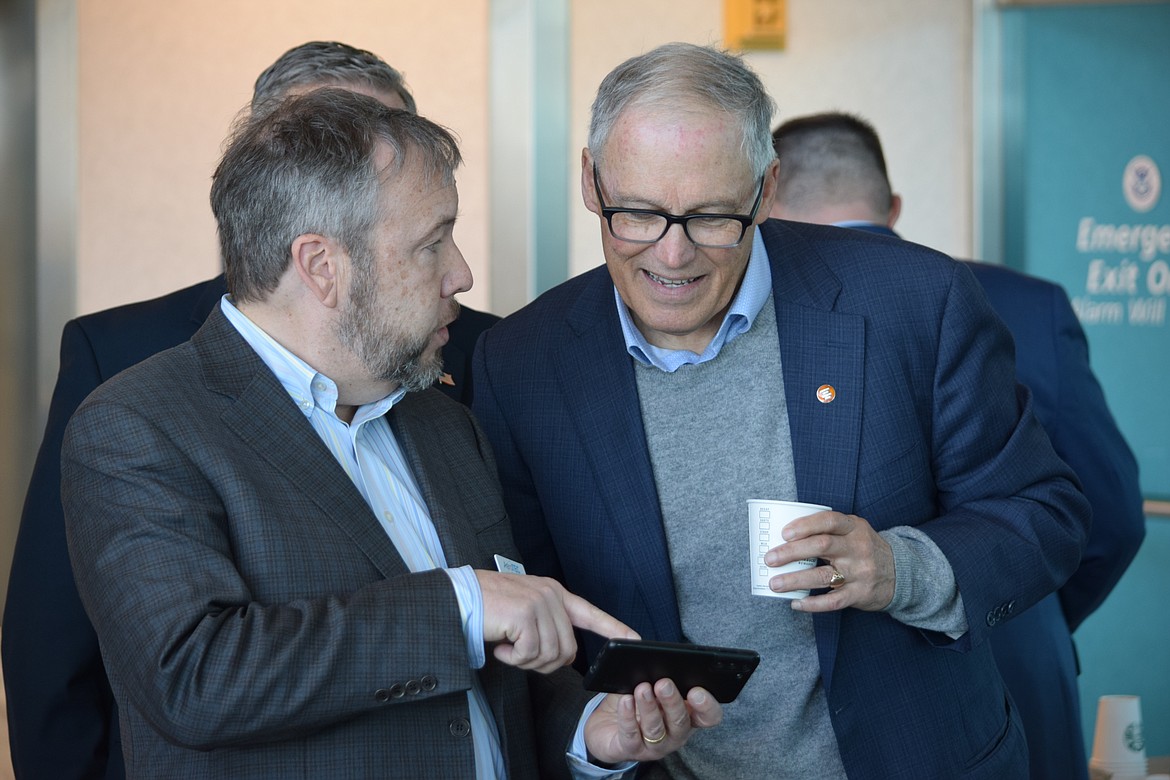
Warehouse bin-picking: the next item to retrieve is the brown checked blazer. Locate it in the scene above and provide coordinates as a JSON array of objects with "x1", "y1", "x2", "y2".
[{"x1": 60, "y1": 305, "x2": 589, "y2": 779}]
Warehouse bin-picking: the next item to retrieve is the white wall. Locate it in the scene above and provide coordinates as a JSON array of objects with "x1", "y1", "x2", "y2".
[
  {"x1": 66, "y1": 0, "x2": 975, "y2": 324},
  {"x1": 74, "y1": 0, "x2": 491, "y2": 316}
]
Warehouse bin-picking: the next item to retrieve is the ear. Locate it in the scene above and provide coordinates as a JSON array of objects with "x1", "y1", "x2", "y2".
[
  {"x1": 887, "y1": 193, "x2": 903, "y2": 228},
  {"x1": 581, "y1": 148, "x2": 600, "y2": 215},
  {"x1": 291, "y1": 234, "x2": 341, "y2": 309},
  {"x1": 754, "y1": 158, "x2": 780, "y2": 225}
]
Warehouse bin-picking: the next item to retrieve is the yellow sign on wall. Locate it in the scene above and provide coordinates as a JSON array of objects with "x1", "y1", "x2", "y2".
[{"x1": 724, "y1": 0, "x2": 787, "y2": 51}]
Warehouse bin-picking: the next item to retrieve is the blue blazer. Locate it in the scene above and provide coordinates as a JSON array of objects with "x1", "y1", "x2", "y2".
[
  {"x1": 847, "y1": 224, "x2": 1146, "y2": 780},
  {"x1": 2, "y1": 275, "x2": 498, "y2": 780},
  {"x1": 472, "y1": 219, "x2": 1090, "y2": 778},
  {"x1": 962, "y1": 262, "x2": 1144, "y2": 631},
  {"x1": 836, "y1": 224, "x2": 1144, "y2": 626}
]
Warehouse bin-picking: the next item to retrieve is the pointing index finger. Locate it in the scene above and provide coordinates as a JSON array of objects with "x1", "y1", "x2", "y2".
[{"x1": 562, "y1": 591, "x2": 639, "y2": 640}]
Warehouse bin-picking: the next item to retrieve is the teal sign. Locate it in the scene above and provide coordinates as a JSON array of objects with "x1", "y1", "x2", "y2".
[{"x1": 1001, "y1": 3, "x2": 1170, "y2": 498}]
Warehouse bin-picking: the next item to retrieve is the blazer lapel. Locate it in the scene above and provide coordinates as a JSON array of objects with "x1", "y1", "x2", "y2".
[
  {"x1": 387, "y1": 393, "x2": 488, "y2": 570},
  {"x1": 762, "y1": 220, "x2": 867, "y2": 690},
  {"x1": 193, "y1": 308, "x2": 409, "y2": 579},
  {"x1": 764, "y1": 221, "x2": 864, "y2": 513},
  {"x1": 555, "y1": 272, "x2": 683, "y2": 641}
]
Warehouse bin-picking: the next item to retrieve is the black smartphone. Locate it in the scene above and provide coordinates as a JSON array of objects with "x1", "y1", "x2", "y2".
[{"x1": 582, "y1": 638, "x2": 760, "y2": 703}]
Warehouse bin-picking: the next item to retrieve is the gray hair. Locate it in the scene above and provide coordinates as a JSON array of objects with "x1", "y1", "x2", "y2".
[
  {"x1": 211, "y1": 88, "x2": 460, "y2": 303},
  {"x1": 588, "y1": 42, "x2": 776, "y2": 177},
  {"x1": 252, "y1": 41, "x2": 417, "y2": 117},
  {"x1": 771, "y1": 112, "x2": 893, "y2": 217}
]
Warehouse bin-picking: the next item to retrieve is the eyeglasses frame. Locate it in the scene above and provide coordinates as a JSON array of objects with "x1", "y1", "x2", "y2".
[{"x1": 591, "y1": 163, "x2": 766, "y2": 249}]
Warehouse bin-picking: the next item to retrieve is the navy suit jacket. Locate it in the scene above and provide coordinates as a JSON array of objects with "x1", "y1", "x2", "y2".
[
  {"x1": 798, "y1": 222, "x2": 1144, "y2": 780},
  {"x1": 961, "y1": 262, "x2": 1144, "y2": 630},
  {"x1": 2, "y1": 275, "x2": 498, "y2": 779},
  {"x1": 473, "y1": 219, "x2": 1091, "y2": 778}
]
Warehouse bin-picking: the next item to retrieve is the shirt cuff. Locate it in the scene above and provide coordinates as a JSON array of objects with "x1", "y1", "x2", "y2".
[
  {"x1": 880, "y1": 526, "x2": 968, "y2": 638},
  {"x1": 442, "y1": 565, "x2": 486, "y2": 669},
  {"x1": 566, "y1": 693, "x2": 639, "y2": 779}
]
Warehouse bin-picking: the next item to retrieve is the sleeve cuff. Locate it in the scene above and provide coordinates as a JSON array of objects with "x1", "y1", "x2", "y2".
[
  {"x1": 442, "y1": 565, "x2": 486, "y2": 669},
  {"x1": 566, "y1": 693, "x2": 639, "y2": 779},
  {"x1": 880, "y1": 527, "x2": 968, "y2": 638}
]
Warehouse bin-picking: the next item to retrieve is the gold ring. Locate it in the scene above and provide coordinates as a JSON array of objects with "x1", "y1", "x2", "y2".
[
  {"x1": 642, "y1": 731, "x2": 667, "y2": 745},
  {"x1": 828, "y1": 568, "x2": 846, "y2": 588}
]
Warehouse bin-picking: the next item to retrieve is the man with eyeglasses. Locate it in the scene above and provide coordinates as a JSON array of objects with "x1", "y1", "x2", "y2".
[{"x1": 472, "y1": 42, "x2": 1090, "y2": 778}]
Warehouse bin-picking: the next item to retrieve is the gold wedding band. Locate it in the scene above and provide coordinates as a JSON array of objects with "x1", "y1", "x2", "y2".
[
  {"x1": 642, "y1": 731, "x2": 667, "y2": 745},
  {"x1": 828, "y1": 568, "x2": 846, "y2": 588}
]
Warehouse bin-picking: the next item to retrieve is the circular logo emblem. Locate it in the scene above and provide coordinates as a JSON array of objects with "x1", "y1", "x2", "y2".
[
  {"x1": 1123, "y1": 155, "x2": 1161, "y2": 213},
  {"x1": 1124, "y1": 722, "x2": 1145, "y2": 752},
  {"x1": 816, "y1": 384, "x2": 836, "y2": 404}
]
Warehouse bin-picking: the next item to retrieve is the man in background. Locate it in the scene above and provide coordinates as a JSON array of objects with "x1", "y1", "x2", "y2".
[
  {"x1": 473, "y1": 43, "x2": 1089, "y2": 778},
  {"x1": 770, "y1": 110, "x2": 1146, "y2": 780},
  {"x1": 2, "y1": 40, "x2": 497, "y2": 779}
]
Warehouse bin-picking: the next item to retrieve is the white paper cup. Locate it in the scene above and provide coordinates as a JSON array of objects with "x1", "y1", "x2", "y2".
[
  {"x1": 747, "y1": 499, "x2": 829, "y2": 599},
  {"x1": 1089, "y1": 694, "x2": 1147, "y2": 770}
]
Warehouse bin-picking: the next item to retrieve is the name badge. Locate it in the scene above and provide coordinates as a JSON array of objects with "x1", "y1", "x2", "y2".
[{"x1": 494, "y1": 554, "x2": 527, "y2": 575}]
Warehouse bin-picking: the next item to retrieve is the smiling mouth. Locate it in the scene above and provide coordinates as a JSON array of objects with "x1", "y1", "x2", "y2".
[{"x1": 646, "y1": 270, "x2": 699, "y2": 288}]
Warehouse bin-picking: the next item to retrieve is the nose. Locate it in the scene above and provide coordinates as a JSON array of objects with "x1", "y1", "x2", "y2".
[
  {"x1": 655, "y1": 221, "x2": 696, "y2": 269},
  {"x1": 442, "y1": 244, "x2": 473, "y2": 299}
]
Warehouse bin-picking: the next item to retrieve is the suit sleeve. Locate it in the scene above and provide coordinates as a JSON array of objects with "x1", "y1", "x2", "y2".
[
  {"x1": 2, "y1": 320, "x2": 122, "y2": 780},
  {"x1": 1044, "y1": 285, "x2": 1145, "y2": 631},
  {"x1": 59, "y1": 395, "x2": 477, "y2": 751},
  {"x1": 915, "y1": 264, "x2": 1091, "y2": 648}
]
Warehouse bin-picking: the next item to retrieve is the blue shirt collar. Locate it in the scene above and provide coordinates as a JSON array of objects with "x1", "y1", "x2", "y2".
[{"x1": 615, "y1": 229, "x2": 773, "y2": 372}]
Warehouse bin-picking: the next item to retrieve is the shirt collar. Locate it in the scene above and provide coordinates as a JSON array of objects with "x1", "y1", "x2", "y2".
[
  {"x1": 615, "y1": 228, "x2": 773, "y2": 372},
  {"x1": 832, "y1": 219, "x2": 883, "y2": 229},
  {"x1": 219, "y1": 296, "x2": 405, "y2": 424}
]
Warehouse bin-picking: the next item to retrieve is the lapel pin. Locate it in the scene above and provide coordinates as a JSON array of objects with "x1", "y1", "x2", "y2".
[
  {"x1": 438, "y1": 373, "x2": 455, "y2": 387},
  {"x1": 816, "y1": 384, "x2": 836, "y2": 404}
]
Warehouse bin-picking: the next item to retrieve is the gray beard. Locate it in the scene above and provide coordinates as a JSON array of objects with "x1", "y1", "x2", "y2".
[{"x1": 337, "y1": 292, "x2": 449, "y2": 394}]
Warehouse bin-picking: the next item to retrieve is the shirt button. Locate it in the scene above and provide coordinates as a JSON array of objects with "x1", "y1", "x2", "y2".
[
  {"x1": 421, "y1": 675, "x2": 438, "y2": 692},
  {"x1": 374, "y1": 689, "x2": 390, "y2": 702},
  {"x1": 389, "y1": 683, "x2": 406, "y2": 699},
  {"x1": 405, "y1": 679, "x2": 422, "y2": 696},
  {"x1": 449, "y1": 718, "x2": 471, "y2": 738}
]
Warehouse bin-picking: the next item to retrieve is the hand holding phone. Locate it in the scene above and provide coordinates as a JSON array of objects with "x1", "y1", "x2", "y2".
[{"x1": 583, "y1": 638, "x2": 759, "y2": 703}]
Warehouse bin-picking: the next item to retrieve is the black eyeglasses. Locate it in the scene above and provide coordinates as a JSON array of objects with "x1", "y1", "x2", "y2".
[{"x1": 592, "y1": 164, "x2": 764, "y2": 249}]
